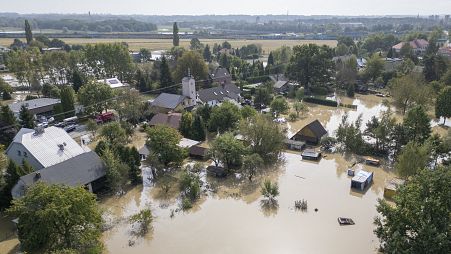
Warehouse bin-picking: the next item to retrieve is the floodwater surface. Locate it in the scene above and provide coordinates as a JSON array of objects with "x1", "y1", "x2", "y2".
[{"x1": 101, "y1": 153, "x2": 394, "y2": 254}]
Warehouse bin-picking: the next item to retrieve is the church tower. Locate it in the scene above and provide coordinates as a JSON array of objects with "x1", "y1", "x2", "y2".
[{"x1": 182, "y1": 73, "x2": 197, "y2": 108}]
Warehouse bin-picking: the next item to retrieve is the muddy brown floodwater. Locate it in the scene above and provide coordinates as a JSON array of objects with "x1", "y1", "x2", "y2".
[{"x1": 101, "y1": 152, "x2": 395, "y2": 254}]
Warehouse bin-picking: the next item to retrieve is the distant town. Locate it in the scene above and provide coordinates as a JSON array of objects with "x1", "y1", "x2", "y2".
[{"x1": 0, "y1": 12, "x2": 450, "y2": 254}]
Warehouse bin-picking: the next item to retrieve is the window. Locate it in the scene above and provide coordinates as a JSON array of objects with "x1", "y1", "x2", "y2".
[
  {"x1": 24, "y1": 152, "x2": 28, "y2": 157},
  {"x1": 18, "y1": 151, "x2": 21, "y2": 156}
]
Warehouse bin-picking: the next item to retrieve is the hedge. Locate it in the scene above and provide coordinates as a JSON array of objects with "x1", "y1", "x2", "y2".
[
  {"x1": 304, "y1": 97, "x2": 338, "y2": 107},
  {"x1": 246, "y1": 75, "x2": 270, "y2": 84}
]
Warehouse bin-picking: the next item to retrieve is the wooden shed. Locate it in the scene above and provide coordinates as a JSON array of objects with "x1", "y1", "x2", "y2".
[{"x1": 291, "y1": 120, "x2": 327, "y2": 144}]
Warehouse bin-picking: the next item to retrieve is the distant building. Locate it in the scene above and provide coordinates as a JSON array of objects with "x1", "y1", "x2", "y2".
[
  {"x1": 5, "y1": 126, "x2": 89, "y2": 170},
  {"x1": 438, "y1": 46, "x2": 451, "y2": 59},
  {"x1": 197, "y1": 83, "x2": 240, "y2": 107},
  {"x1": 392, "y1": 39, "x2": 429, "y2": 55},
  {"x1": 290, "y1": 120, "x2": 327, "y2": 144},
  {"x1": 150, "y1": 75, "x2": 197, "y2": 113},
  {"x1": 8, "y1": 98, "x2": 61, "y2": 119},
  {"x1": 97, "y1": 78, "x2": 129, "y2": 89},
  {"x1": 211, "y1": 67, "x2": 232, "y2": 85}
]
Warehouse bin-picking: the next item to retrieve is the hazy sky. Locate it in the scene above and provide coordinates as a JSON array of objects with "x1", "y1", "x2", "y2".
[{"x1": 2, "y1": 0, "x2": 450, "y2": 16}]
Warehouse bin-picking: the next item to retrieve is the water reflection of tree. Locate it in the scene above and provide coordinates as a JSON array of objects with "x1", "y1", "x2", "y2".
[{"x1": 260, "y1": 199, "x2": 279, "y2": 217}]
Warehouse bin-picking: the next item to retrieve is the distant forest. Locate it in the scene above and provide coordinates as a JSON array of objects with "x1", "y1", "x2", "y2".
[{"x1": 0, "y1": 14, "x2": 157, "y2": 32}]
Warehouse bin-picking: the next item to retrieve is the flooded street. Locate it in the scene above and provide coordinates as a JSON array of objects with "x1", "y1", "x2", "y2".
[{"x1": 101, "y1": 153, "x2": 394, "y2": 254}]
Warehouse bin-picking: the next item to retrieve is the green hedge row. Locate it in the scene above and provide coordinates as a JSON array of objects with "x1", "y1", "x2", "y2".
[
  {"x1": 304, "y1": 97, "x2": 338, "y2": 107},
  {"x1": 246, "y1": 75, "x2": 270, "y2": 84}
]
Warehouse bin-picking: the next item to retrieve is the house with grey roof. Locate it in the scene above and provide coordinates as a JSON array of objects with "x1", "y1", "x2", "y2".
[
  {"x1": 8, "y1": 98, "x2": 61, "y2": 119},
  {"x1": 197, "y1": 84, "x2": 240, "y2": 107},
  {"x1": 11, "y1": 151, "x2": 105, "y2": 198},
  {"x1": 148, "y1": 113, "x2": 182, "y2": 129},
  {"x1": 150, "y1": 76, "x2": 197, "y2": 113},
  {"x1": 6, "y1": 126, "x2": 89, "y2": 170},
  {"x1": 211, "y1": 67, "x2": 232, "y2": 85}
]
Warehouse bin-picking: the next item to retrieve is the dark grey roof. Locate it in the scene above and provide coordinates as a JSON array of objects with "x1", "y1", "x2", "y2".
[
  {"x1": 8, "y1": 98, "x2": 61, "y2": 113},
  {"x1": 139, "y1": 145, "x2": 150, "y2": 156},
  {"x1": 198, "y1": 87, "x2": 238, "y2": 103},
  {"x1": 224, "y1": 83, "x2": 241, "y2": 95},
  {"x1": 12, "y1": 151, "x2": 105, "y2": 198},
  {"x1": 303, "y1": 120, "x2": 328, "y2": 138},
  {"x1": 269, "y1": 74, "x2": 288, "y2": 82},
  {"x1": 212, "y1": 68, "x2": 231, "y2": 80},
  {"x1": 151, "y1": 93, "x2": 185, "y2": 109}
]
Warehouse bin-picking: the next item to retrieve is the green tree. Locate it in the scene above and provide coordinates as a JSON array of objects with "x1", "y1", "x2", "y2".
[
  {"x1": 423, "y1": 54, "x2": 448, "y2": 82},
  {"x1": 242, "y1": 153, "x2": 264, "y2": 182},
  {"x1": 365, "y1": 54, "x2": 385, "y2": 81},
  {"x1": 101, "y1": 147, "x2": 129, "y2": 192},
  {"x1": 286, "y1": 44, "x2": 334, "y2": 90},
  {"x1": 159, "y1": 55, "x2": 174, "y2": 93},
  {"x1": 24, "y1": 20, "x2": 33, "y2": 44},
  {"x1": 115, "y1": 88, "x2": 143, "y2": 124},
  {"x1": 191, "y1": 114, "x2": 206, "y2": 141},
  {"x1": 239, "y1": 114, "x2": 285, "y2": 162},
  {"x1": 208, "y1": 101, "x2": 241, "y2": 132},
  {"x1": 180, "y1": 112, "x2": 194, "y2": 138},
  {"x1": 435, "y1": 86, "x2": 451, "y2": 124},
  {"x1": 293, "y1": 101, "x2": 306, "y2": 117},
  {"x1": 85, "y1": 43, "x2": 133, "y2": 81},
  {"x1": 100, "y1": 122, "x2": 127, "y2": 146},
  {"x1": 267, "y1": 51, "x2": 275, "y2": 66},
  {"x1": 146, "y1": 125, "x2": 186, "y2": 168},
  {"x1": 0, "y1": 160, "x2": 21, "y2": 209},
  {"x1": 390, "y1": 73, "x2": 431, "y2": 114},
  {"x1": 203, "y1": 44, "x2": 212, "y2": 62},
  {"x1": 190, "y1": 38, "x2": 203, "y2": 50},
  {"x1": 139, "y1": 48, "x2": 151, "y2": 62},
  {"x1": 336, "y1": 113, "x2": 365, "y2": 154},
  {"x1": 395, "y1": 141, "x2": 430, "y2": 179},
  {"x1": 240, "y1": 105, "x2": 257, "y2": 119},
  {"x1": 209, "y1": 132, "x2": 246, "y2": 169},
  {"x1": 173, "y1": 51, "x2": 208, "y2": 83},
  {"x1": 374, "y1": 167, "x2": 451, "y2": 253},
  {"x1": 86, "y1": 119, "x2": 98, "y2": 137},
  {"x1": 270, "y1": 96, "x2": 289, "y2": 116},
  {"x1": 7, "y1": 183, "x2": 103, "y2": 253},
  {"x1": 60, "y1": 86, "x2": 75, "y2": 118},
  {"x1": 77, "y1": 81, "x2": 114, "y2": 114},
  {"x1": 70, "y1": 69, "x2": 84, "y2": 92},
  {"x1": 129, "y1": 209, "x2": 153, "y2": 236},
  {"x1": 19, "y1": 105, "x2": 35, "y2": 128},
  {"x1": 173, "y1": 22, "x2": 179, "y2": 47},
  {"x1": 403, "y1": 105, "x2": 431, "y2": 144}
]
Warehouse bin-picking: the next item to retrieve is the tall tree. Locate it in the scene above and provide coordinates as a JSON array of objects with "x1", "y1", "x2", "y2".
[
  {"x1": 286, "y1": 44, "x2": 334, "y2": 90},
  {"x1": 19, "y1": 105, "x2": 35, "y2": 128},
  {"x1": 395, "y1": 142, "x2": 430, "y2": 179},
  {"x1": 374, "y1": 167, "x2": 451, "y2": 253},
  {"x1": 423, "y1": 54, "x2": 448, "y2": 82},
  {"x1": 191, "y1": 114, "x2": 206, "y2": 141},
  {"x1": 146, "y1": 125, "x2": 186, "y2": 167},
  {"x1": 403, "y1": 105, "x2": 431, "y2": 144},
  {"x1": 267, "y1": 52, "x2": 275, "y2": 66},
  {"x1": 209, "y1": 132, "x2": 246, "y2": 169},
  {"x1": 100, "y1": 122, "x2": 128, "y2": 146},
  {"x1": 173, "y1": 51, "x2": 209, "y2": 83},
  {"x1": 365, "y1": 53, "x2": 385, "y2": 81},
  {"x1": 208, "y1": 101, "x2": 241, "y2": 132},
  {"x1": 435, "y1": 86, "x2": 451, "y2": 124},
  {"x1": 159, "y1": 55, "x2": 174, "y2": 93},
  {"x1": 390, "y1": 73, "x2": 431, "y2": 114},
  {"x1": 24, "y1": 20, "x2": 33, "y2": 44},
  {"x1": 203, "y1": 44, "x2": 212, "y2": 62},
  {"x1": 190, "y1": 38, "x2": 203, "y2": 50},
  {"x1": 7, "y1": 183, "x2": 103, "y2": 253},
  {"x1": 172, "y1": 22, "x2": 179, "y2": 47},
  {"x1": 179, "y1": 112, "x2": 194, "y2": 138},
  {"x1": 101, "y1": 147, "x2": 129, "y2": 192},
  {"x1": 70, "y1": 69, "x2": 84, "y2": 92},
  {"x1": 60, "y1": 86, "x2": 75, "y2": 118},
  {"x1": 242, "y1": 153, "x2": 264, "y2": 182},
  {"x1": 270, "y1": 96, "x2": 289, "y2": 116},
  {"x1": 77, "y1": 81, "x2": 114, "y2": 115}
]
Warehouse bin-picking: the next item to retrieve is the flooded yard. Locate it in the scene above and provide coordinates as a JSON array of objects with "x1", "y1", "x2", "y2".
[{"x1": 101, "y1": 153, "x2": 395, "y2": 254}]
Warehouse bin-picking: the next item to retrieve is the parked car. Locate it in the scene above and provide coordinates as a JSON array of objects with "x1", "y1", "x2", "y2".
[{"x1": 64, "y1": 124, "x2": 77, "y2": 133}]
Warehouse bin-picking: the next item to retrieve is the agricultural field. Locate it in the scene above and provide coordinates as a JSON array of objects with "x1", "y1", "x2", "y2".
[{"x1": 0, "y1": 38, "x2": 337, "y2": 53}]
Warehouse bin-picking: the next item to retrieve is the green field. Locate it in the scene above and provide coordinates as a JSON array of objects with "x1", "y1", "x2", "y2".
[{"x1": 0, "y1": 38, "x2": 337, "y2": 54}]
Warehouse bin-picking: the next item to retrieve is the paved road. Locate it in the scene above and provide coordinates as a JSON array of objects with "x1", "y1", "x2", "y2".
[{"x1": 68, "y1": 124, "x2": 89, "y2": 140}]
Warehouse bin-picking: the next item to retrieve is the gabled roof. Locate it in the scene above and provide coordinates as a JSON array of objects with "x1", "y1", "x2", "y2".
[
  {"x1": 198, "y1": 87, "x2": 238, "y2": 103},
  {"x1": 224, "y1": 83, "x2": 241, "y2": 95},
  {"x1": 8, "y1": 98, "x2": 61, "y2": 113},
  {"x1": 212, "y1": 67, "x2": 231, "y2": 81},
  {"x1": 301, "y1": 120, "x2": 328, "y2": 138},
  {"x1": 151, "y1": 93, "x2": 185, "y2": 109},
  {"x1": 269, "y1": 74, "x2": 288, "y2": 82},
  {"x1": 274, "y1": 80, "x2": 289, "y2": 89},
  {"x1": 7, "y1": 127, "x2": 87, "y2": 168},
  {"x1": 12, "y1": 151, "x2": 105, "y2": 198},
  {"x1": 392, "y1": 39, "x2": 429, "y2": 50},
  {"x1": 149, "y1": 113, "x2": 182, "y2": 129}
]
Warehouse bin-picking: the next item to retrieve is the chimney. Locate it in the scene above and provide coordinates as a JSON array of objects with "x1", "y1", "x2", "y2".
[
  {"x1": 58, "y1": 143, "x2": 66, "y2": 151},
  {"x1": 33, "y1": 126, "x2": 45, "y2": 135},
  {"x1": 34, "y1": 172, "x2": 41, "y2": 181}
]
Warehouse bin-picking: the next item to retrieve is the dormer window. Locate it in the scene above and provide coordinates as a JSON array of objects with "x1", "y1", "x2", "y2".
[
  {"x1": 18, "y1": 151, "x2": 21, "y2": 156},
  {"x1": 24, "y1": 152, "x2": 28, "y2": 157}
]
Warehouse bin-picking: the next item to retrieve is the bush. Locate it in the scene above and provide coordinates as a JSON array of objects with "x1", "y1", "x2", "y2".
[
  {"x1": 304, "y1": 97, "x2": 338, "y2": 107},
  {"x1": 246, "y1": 75, "x2": 270, "y2": 84},
  {"x1": 2, "y1": 91, "x2": 12, "y2": 100},
  {"x1": 25, "y1": 95, "x2": 38, "y2": 101},
  {"x1": 346, "y1": 84, "x2": 355, "y2": 97},
  {"x1": 310, "y1": 86, "x2": 329, "y2": 95},
  {"x1": 289, "y1": 112, "x2": 298, "y2": 121},
  {"x1": 261, "y1": 179, "x2": 279, "y2": 201}
]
